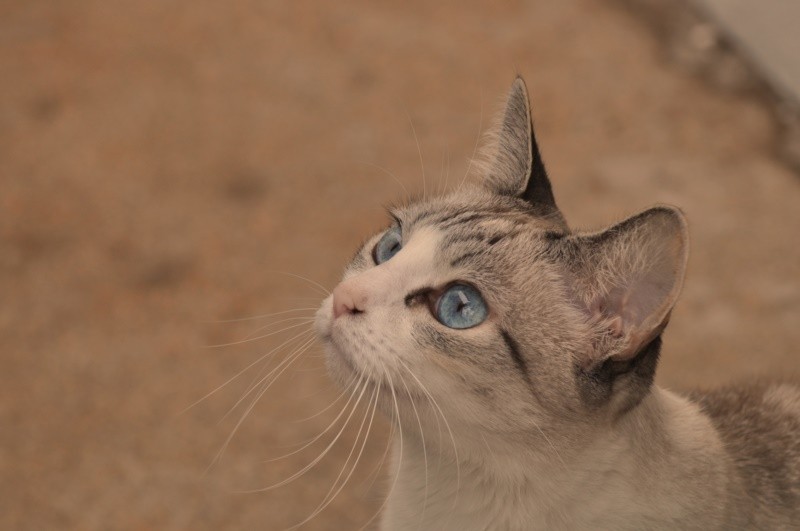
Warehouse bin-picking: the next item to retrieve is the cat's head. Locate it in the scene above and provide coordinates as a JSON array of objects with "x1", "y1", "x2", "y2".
[{"x1": 315, "y1": 77, "x2": 688, "y2": 450}]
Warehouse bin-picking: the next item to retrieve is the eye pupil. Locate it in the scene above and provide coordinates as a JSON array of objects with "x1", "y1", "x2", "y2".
[{"x1": 436, "y1": 284, "x2": 488, "y2": 329}]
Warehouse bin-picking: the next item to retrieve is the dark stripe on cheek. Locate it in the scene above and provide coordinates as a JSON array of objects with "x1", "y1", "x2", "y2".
[{"x1": 500, "y1": 329, "x2": 534, "y2": 389}]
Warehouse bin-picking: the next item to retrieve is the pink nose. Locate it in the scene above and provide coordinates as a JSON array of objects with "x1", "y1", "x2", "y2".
[{"x1": 332, "y1": 281, "x2": 368, "y2": 319}]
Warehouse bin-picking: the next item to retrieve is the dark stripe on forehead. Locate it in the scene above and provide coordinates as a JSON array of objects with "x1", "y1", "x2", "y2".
[
  {"x1": 405, "y1": 208, "x2": 442, "y2": 227},
  {"x1": 450, "y1": 250, "x2": 484, "y2": 268},
  {"x1": 405, "y1": 201, "x2": 533, "y2": 231},
  {"x1": 437, "y1": 212, "x2": 491, "y2": 229},
  {"x1": 443, "y1": 229, "x2": 523, "y2": 250}
]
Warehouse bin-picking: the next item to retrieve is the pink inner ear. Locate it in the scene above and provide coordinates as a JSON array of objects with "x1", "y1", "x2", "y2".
[
  {"x1": 579, "y1": 206, "x2": 689, "y2": 363},
  {"x1": 607, "y1": 315, "x2": 624, "y2": 338},
  {"x1": 596, "y1": 274, "x2": 678, "y2": 360}
]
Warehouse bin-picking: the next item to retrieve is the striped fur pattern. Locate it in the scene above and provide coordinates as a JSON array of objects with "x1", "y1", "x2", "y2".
[{"x1": 314, "y1": 77, "x2": 800, "y2": 529}]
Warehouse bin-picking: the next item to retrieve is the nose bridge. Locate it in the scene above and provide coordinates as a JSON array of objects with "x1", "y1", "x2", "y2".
[
  {"x1": 333, "y1": 264, "x2": 398, "y2": 317},
  {"x1": 332, "y1": 227, "x2": 441, "y2": 318}
]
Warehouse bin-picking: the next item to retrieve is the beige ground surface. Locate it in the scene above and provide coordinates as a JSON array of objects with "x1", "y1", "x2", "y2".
[{"x1": 1, "y1": 1, "x2": 798, "y2": 529}]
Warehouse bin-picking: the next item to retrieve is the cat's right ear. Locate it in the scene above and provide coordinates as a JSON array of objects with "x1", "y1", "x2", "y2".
[{"x1": 482, "y1": 77, "x2": 564, "y2": 224}]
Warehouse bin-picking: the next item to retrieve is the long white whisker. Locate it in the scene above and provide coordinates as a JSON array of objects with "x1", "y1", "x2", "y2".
[
  {"x1": 206, "y1": 319, "x2": 314, "y2": 348},
  {"x1": 443, "y1": 145, "x2": 451, "y2": 194},
  {"x1": 406, "y1": 111, "x2": 426, "y2": 199},
  {"x1": 531, "y1": 418, "x2": 568, "y2": 471},
  {"x1": 264, "y1": 377, "x2": 361, "y2": 462},
  {"x1": 239, "y1": 315, "x2": 317, "y2": 341},
  {"x1": 460, "y1": 88, "x2": 484, "y2": 190},
  {"x1": 263, "y1": 270, "x2": 331, "y2": 297},
  {"x1": 398, "y1": 370, "x2": 428, "y2": 526},
  {"x1": 358, "y1": 161, "x2": 409, "y2": 198},
  {"x1": 396, "y1": 357, "x2": 460, "y2": 513},
  {"x1": 207, "y1": 336, "x2": 316, "y2": 472},
  {"x1": 240, "y1": 377, "x2": 370, "y2": 492},
  {"x1": 181, "y1": 328, "x2": 314, "y2": 414},
  {"x1": 205, "y1": 307, "x2": 317, "y2": 324},
  {"x1": 357, "y1": 386, "x2": 397, "y2": 531},
  {"x1": 220, "y1": 333, "x2": 316, "y2": 423},
  {"x1": 364, "y1": 367, "x2": 404, "y2": 530},
  {"x1": 359, "y1": 415, "x2": 394, "y2": 493},
  {"x1": 224, "y1": 333, "x2": 318, "y2": 419},
  {"x1": 291, "y1": 378, "x2": 355, "y2": 423},
  {"x1": 292, "y1": 381, "x2": 380, "y2": 529}
]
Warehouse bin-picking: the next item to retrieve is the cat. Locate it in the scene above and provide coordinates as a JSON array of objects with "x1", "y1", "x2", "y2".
[{"x1": 313, "y1": 77, "x2": 800, "y2": 530}]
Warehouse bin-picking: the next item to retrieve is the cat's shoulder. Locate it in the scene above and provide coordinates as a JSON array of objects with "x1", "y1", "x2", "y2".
[
  {"x1": 684, "y1": 381, "x2": 800, "y2": 521},
  {"x1": 686, "y1": 380, "x2": 800, "y2": 425},
  {"x1": 683, "y1": 381, "x2": 800, "y2": 468}
]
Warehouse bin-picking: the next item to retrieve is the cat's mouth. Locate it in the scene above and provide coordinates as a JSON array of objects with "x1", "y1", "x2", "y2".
[{"x1": 323, "y1": 337, "x2": 424, "y2": 404}]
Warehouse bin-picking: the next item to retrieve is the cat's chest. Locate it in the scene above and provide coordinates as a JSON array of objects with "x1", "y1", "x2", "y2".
[
  {"x1": 378, "y1": 431, "x2": 732, "y2": 531},
  {"x1": 381, "y1": 477, "x2": 652, "y2": 531},
  {"x1": 379, "y1": 444, "x2": 650, "y2": 531}
]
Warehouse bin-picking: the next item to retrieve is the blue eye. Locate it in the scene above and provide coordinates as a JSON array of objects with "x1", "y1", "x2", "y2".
[
  {"x1": 373, "y1": 227, "x2": 402, "y2": 264},
  {"x1": 436, "y1": 284, "x2": 488, "y2": 329}
]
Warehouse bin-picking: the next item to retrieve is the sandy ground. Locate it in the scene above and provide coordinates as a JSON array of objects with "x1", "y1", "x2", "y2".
[{"x1": 1, "y1": 1, "x2": 798, "y2": 529}]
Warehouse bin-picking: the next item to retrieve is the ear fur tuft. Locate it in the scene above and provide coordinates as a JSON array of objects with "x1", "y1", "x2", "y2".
[{"x1": 480, "y1": 77, "x2": 564, "y2": 225}]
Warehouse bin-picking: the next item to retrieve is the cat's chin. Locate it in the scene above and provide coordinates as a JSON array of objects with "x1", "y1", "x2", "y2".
[{"x1": 323, "y1": 340, "x2": 359, "y2": 380}]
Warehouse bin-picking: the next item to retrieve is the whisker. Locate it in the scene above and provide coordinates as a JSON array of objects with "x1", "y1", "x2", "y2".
[
  {"x1": 240, "y1": 377, "x2": 370, "y2": 492},
  {"x1": 358, "y1": 161, "x2": 410, "y2": 199},
  {"x1": 406, "y1": 111, "x2": 426, "y2": 199},
  {"x1": 396, "y1": 358, "x2": 460, "y2": 512},
  {"x1": 239, "y1": 315, "x2": 317, "y2": 341},
  {"x1": 531, "y1": 418, "x2": 568, "y2": 472},
  {"x1": 220, "y1": 333, "x2": 316, "y2": 424},
  {"x1": 443, "y1": 145, "x2": 451, "y2": 194},
  {"x1": 207, "y1": 336, "x2": 317, "y2": 472},
  {"x1": 359, "y1": 367, "x2": 405, "y2": 531},
  {"x1": 292, "y1": 379, "x2": 355, "y2": 423},
  {"x1": 181, "y1": 328, "x2": 314, "y2": 414},
  {"x1": 205, "y1": 307, "x2": 317, "y2": 324},
  {"x1": 206, "y1": 319, "x2": 314, "y2": 348},
  {"x1": 460, "y1": 88, "x2": 484, "y2": 190},
  {"x1": 264, "y1": 377, "x2": 361, "y2": 462},
  {"x1": 398, "y1": 370, "x2": 428, "y2": 526},
  {"x1": 356, "y1": 389, "x2": 397, "y2": 531},
  {"x1": 291, "y1": 381, "x2": 381, "y2": 528},
  {"x1": 263, "y1": 270, "x2": 331, "y2": 297},
  {"x1": 359, "y1": 417, "x2": 394, "y2": 493}
]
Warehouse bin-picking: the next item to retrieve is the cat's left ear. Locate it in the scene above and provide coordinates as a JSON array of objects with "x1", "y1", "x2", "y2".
[
  {"x1": 574, "y1": 206, "x2": 689, "y2": 365},
  {"x1": 484, "y1": 77, "x2": 563, "y2": 222},
  {"x1": 568, "y1": 206, "x2": 689, "y2": 413}
]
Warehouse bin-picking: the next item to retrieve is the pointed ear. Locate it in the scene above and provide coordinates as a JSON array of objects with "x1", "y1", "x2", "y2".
[
  {"x1": 484, "y1": 77, "x2": 562, "y2": 221},
  {"x1": 575, "y1": 206, "x2": 689, "y2": 364}
]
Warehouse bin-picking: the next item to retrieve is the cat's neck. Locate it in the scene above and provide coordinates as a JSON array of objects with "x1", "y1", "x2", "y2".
[{"x1": 381, "y1": 387, "x2": 738, "y2": 531}]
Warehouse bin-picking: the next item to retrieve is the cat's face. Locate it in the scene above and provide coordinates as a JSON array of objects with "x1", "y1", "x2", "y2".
[
  {"x1": 316, "y1": 188, "x2": 582, "y2": 439},
  {"x1": 315, "y1": 77, "x2": 689, "y2": 449}
]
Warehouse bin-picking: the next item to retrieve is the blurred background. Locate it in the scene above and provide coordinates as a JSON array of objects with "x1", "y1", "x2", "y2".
[{"x1": 1, "y1": 0, "x2": 798, "y2": 529}]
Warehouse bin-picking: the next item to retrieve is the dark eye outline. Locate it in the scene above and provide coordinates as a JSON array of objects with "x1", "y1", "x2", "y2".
[
  {"x1": 372, "y1": 226, "x2": 402, "y2": 265},
  {"x1": 404, "y1": 282, "x2": 490, "y2": 330}
]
